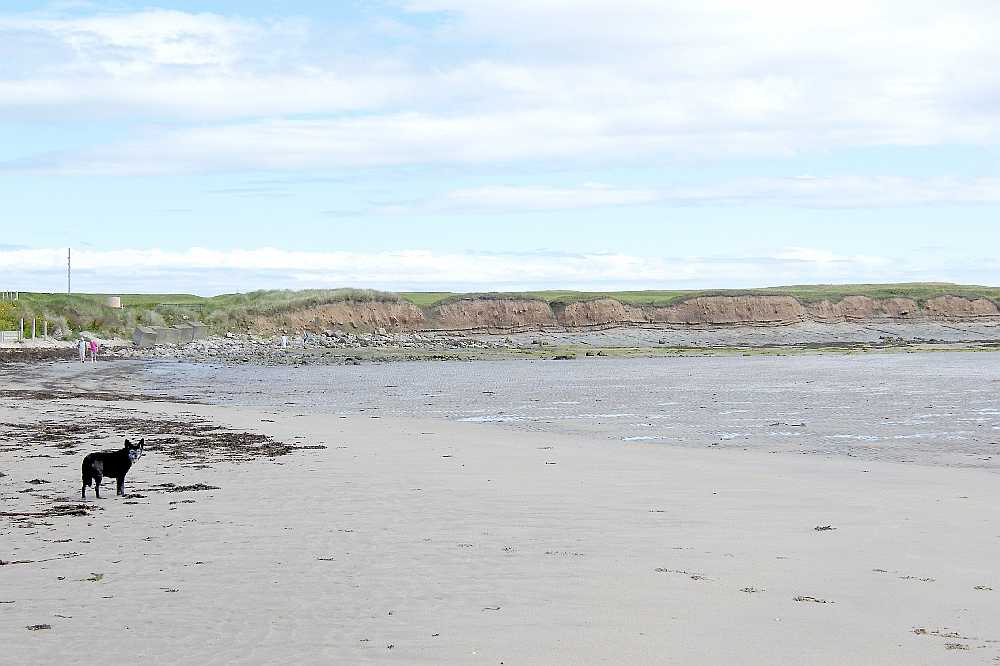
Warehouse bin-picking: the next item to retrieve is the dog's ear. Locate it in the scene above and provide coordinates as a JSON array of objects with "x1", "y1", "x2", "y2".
[
  {"x1": 124, "y1": 438, "x2": 131, "y2": 447},
  {"x1": 138, "y1": 438, "x2": 144, "y2": 448}
]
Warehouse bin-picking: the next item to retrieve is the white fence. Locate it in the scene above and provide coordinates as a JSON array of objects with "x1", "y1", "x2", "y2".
[
  {"x1": 2, "y1": 291, "x2": 18, "y2": 340},
  {"x1": 0, "y1": 319, "x2": 51, "y2": 343}
]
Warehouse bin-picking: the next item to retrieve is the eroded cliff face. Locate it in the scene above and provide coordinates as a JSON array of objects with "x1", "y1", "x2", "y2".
[
  {"x1": 250, "y1": 301, "x2": 427, "y2": 334},
  {"x1": 923, "y1": 296, "x2": 1000, "y2": 318},
  {"x1": 422, "y1": 294, "x2": 1000, "y2": 331},
  {"x1": 430, "y1": 298, "x2": 556, "y2": 331},
  {"x1": 554, "y1": 298, "x2": 646, "y2": 327},
  {"x1": 250, "y1": 294, "x2": 1000, "y2": 333},
  {"x1": 649, "y1": 295, "x2": 805, "y2": 326},
  {"x1": 805, "y1": 296, "x2": 921, "y2": 322}
]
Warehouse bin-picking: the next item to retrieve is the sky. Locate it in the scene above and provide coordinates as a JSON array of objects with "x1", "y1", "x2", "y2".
[{"x1": 1, "y1": 0, "x2": 999, "y2": 295}]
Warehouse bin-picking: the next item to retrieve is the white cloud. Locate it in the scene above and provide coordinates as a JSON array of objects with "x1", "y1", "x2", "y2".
[
  {"x1": 0, "y1": 245, "x2": 987, "y2": 295},
  {"x1": 438, "y1": 185, "x2": 661, "y2": 211},
  {"x1": 338, "y1": 177, "x2": 1000, "y2": 216},
  {"x1": 0, "y1": 9, "x2": 415, "y2": 120},
  {"x1": 1, "y1": 3, "x2": 1000, "y2": 171}
]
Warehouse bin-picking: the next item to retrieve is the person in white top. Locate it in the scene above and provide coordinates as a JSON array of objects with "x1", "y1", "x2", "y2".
[{"x1": 77, "y1": 337, "x2": 87, "y2": 363}]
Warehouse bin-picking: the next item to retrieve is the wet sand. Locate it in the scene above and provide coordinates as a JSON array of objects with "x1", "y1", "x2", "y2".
[
  {"x1": 2, "y1": 387, "x2": 999, "y2": 664},
  {"x1": 123, "y1": 351, "x2": 1000, "y2": 469}
]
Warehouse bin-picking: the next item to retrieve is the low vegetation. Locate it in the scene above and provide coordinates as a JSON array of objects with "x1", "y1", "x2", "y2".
[
  {"x1": 4, "y1": 282, "x2": 998, "y2": 338},
  {"x1": 2, "y1": 289, "x2": 401, "y2": 338},
  {"x1": 401, "y1": 282, "x2": 1000, "y2": 307}
]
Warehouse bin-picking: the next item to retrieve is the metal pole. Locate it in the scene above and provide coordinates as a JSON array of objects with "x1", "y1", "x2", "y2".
[
  {"x1": 44, "y1": 320, "x2": 48, "y2": 338},
  {"x1": 19, "y1": 318, "x2": 24, "y2": 340},
  {"x1": 32, "y1": 318, "x2": 36, "y2": 340},
  {"x1": 68, "y1": 248, "x2": 72, "y2": 294}
]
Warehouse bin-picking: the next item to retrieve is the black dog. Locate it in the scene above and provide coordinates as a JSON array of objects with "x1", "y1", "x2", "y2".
[{"x1": 81, "y1": 438, "x2": 144, "y2": 499}]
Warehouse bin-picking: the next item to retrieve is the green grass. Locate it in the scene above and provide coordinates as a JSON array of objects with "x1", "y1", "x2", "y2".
[
  {"x1": 397, "y1": 292, "x2": 456, "y2": 307},
  {"x1": 5, "y1": 288, "x2": 403, "y2": 337},
  {"x1": 7, "y1": 282, "x2": 999, "y2": 337},
  {"x1": 398, "y1": 283, "x2": 1000, "y2": 307}
]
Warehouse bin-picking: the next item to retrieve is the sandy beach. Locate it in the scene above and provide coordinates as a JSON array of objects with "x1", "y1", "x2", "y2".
[{"x1": 2, "y1": 361, "x2": 999, "y2": 664}]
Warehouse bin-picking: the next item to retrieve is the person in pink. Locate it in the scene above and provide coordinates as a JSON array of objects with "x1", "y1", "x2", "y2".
[{"x1": 89, "y1": 338, "x2": 99, "y2": 362}]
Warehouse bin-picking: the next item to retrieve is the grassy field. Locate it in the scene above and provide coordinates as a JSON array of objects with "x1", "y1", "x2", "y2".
[
  {"x1": 401, "y1": 282, "x2": 1000, "y2": 307},
  {"x1": 4, "y1": 282, "x2": 998, "y2": 337}
]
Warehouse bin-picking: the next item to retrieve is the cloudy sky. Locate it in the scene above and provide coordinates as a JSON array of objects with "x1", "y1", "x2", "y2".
[{"x1": 2, "y1": 0, "x2": 999, "y2": 294}]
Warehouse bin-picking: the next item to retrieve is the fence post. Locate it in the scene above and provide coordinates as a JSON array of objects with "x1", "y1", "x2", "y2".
[
  {"x1": 44, "y1": 320, "x2": 48, "y2": 338},
  {"x1": 20, "y1": 318, "x2": 24, "y2": 340},
  {"x1": 32, "y1": 318, "x2": 36, "y2": 340}
]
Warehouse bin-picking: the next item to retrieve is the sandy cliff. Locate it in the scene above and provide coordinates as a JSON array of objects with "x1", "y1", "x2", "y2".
[
  {"x1": 250, "y1": 301, "x2": 427, "y2": 334},
  {"x1": 249, "y1": 294, "x2": 1000, "y2": 333}
]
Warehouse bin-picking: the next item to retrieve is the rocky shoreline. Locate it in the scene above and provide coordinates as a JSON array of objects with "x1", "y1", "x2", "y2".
[
  {"x1": 107, "y1": 329, "x2": 514, "y2": 365},
  {"x1": 4, "y1": 318, "x2": 1000, "y2": 366}
]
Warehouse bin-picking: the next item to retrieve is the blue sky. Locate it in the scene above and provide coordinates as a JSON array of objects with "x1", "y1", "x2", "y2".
[{"x1": 2, "y1": 1, "x2": 999, "y2": 294}]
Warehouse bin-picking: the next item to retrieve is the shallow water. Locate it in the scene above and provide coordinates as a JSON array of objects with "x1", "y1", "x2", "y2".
[{"x1": 143, "y1": 352, "x2": 1000, "y2": 468}]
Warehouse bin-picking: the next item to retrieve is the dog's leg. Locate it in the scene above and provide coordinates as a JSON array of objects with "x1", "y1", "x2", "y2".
[
  {"x1": 94, "y1": 475, "x2": 102, "y2": 499},
  {"x1": 82, "y1": 483, "x2": 86, "y2": 500},
  {"x1": 117, "y1": 478, "x2": 125, "y2": 496}
]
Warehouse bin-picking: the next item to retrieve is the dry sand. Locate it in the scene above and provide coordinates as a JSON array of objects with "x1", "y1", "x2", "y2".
[{"x1": 2, "y1": 395, "x2": 999, "y2": 664}]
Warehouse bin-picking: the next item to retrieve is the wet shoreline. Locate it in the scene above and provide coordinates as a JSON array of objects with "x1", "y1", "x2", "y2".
[{"x1": 12, "y1": 350, "x2": 998, "y2": 470}]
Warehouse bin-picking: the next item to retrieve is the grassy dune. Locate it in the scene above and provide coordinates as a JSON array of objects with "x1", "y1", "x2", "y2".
[
  {"x1": 3, "y1": 289, "x2": 400, "y2": 338},
  {"x1": 4, "y1": 283, "x2": 998, "y2": 337}
]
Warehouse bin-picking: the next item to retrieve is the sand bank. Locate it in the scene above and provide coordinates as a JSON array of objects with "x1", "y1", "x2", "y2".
[{"x1": 2, "y1": 395, "x2": 999, "y2": 664}]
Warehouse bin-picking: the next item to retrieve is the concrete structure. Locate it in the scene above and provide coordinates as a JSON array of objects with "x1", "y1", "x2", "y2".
[
  {"x1": 132, "y1": 326, "x2": 160, "y2": 347},
  {"x1": 189, "y1": 321, "x2": 209, "y2": 339},
  {"x1": 172, "y1": 323, "x2": 195, "y2": 344},
  {"x1": 132, "y1": 322, "x2": 209, "y2": 348}
]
